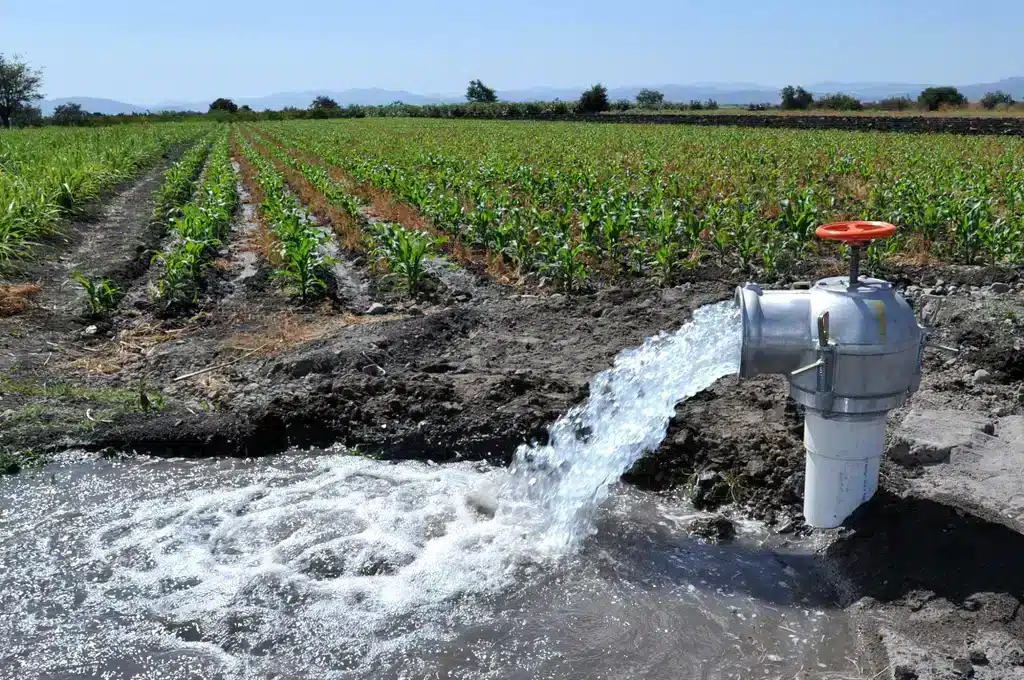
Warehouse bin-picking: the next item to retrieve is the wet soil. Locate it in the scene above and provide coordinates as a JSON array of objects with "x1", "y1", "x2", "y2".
[{"x1": 2, "y1": 151, "x2": 1023, "y2": 679}]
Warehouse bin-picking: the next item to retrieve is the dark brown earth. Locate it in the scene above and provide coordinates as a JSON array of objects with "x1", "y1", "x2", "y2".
[
  {"x1": 1, "y1": 153, "x2": 1023, "y2": 679},
  {"x1": 431, "y1": 112, "x2": 1024, "y2": 136}
]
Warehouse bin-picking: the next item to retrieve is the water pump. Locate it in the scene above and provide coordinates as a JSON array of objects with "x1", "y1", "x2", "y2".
[{"x1": 735, "y1": 222, "x2": 926, "y2": 528}]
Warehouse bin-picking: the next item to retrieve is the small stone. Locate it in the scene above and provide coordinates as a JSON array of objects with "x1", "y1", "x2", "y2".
[
  {"x1": 931, "y1": 285, "x2": 947, "y2": 296},
  {"x1": 82, "y1": 325, "x2": 98, "y2": 336},
  {"x1": 1006, "y1": 648, "x2": 1024, "y2": 666},
  {"x1": 948, "y1": 285, "x2": 958, "y2": 295},
  {"x1": 893, "y1": 665, "x2": 918, "y2": 680},
  {"x1": 365, "y1": 303, "x2": 388, "y2": 315},
  {"x1": 686, "y1": 516, "x2": 736, "y2": 541},
  {"x1": 990, "y1": 282, "x2": 1011, "y2": 294},
  {"x1": 972, "y1": 369, "x2": 992, "y2": 385},
  {"x1": 406, "y1": 305, "x2": 424, "y2": 316},
  {"x1": 968, "y1": 650, "x2": 988, "y2": 666},
  {"x1": 361, "y1": 364, "x2": 382, "y2": 377},
  {"x1": 952, "y1": 658, "x2": 974, "y2": 677}
]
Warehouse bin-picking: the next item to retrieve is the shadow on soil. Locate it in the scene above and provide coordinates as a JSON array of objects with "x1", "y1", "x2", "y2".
[{"x1": 827, "y1": 490, "x2": 1024, "y2": 606}]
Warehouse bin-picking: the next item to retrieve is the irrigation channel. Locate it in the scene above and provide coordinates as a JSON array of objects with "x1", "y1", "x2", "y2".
[{"x1": 0, "y1": 303, "x2": 859, "y2": 679}]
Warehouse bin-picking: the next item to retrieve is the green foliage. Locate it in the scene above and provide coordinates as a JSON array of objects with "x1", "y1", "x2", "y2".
[
  {"x1": 780, "y1": 86, "x2": 814, "y2": 110},
  {"x1": 69, "y1": 271, "x2": 120, "y2": 316},
  {"x1": 0, "y1": 122, "x2": 208, "y2": 263},
  {"x1": 873, "y1": 96, "x2": 915, "y2": 111},
  {"x1": 981, "y1": 91, "x2": 1015, "y2": 110},
  {"x1": 251, "y1": 119, "x2": 1024, "y2": 285},
  {"x1": 918, "y1": 86, "x2": 966, "y2": 111},
  {"x1": 368, "y1": 222, "x2": 439, "y2": 294},
  {"x1": 209, "y1": 98, "x2": 239, "y2": 114},
  {"x1": 579, "y1": 84, "x2": 610, "y2": 114},
  {"x1": 636, "y1": 89, "x2": 664, "y2": 109},
  {"x1": 153, "y1": 140, "x2": 211, "y2": 221},
  {"x1": 0, "y1": 53, "x2": 44, "y2": 129},
  {"x1": 311, "y1": 96, "x2": 339, "y2": 110},
  {"x1": 815, "y1": 93, "x2": 863, "y2": 111},
  {"x1": 51, "y1": 103, "x2": 87, "y2": 126},
  {"x1": 465, "y1": 80, "x2": 498, "y2": 103},
  {"x1": 151, "y1": 134, "x2": 238, "y2": 312},
  {"x1": 238, "y1": 138, "x2": 335, "y2": 301}
]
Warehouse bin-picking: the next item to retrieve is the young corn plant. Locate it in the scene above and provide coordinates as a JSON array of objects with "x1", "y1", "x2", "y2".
[
  {"x1": 368, "y1": 223, "x2": 440, "y2": 295},
  {"x1": 69, "y1": 271, "x2": 121, "y2": 316}
]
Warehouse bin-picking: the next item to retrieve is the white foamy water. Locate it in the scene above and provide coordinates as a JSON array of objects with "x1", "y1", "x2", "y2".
[
  {"x1": 499, "y1": 301, "x2": 741, "y2": 552},
  {"x1": 0, "y1": 302, "x2": 860, "y2": 679}
]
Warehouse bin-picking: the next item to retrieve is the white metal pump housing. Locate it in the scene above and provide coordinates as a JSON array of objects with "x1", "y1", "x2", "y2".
[{"x1": 734, "y1": 222, "x2": 926, "y2": 527}]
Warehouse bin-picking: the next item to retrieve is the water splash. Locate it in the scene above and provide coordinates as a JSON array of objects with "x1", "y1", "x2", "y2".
[{"x1": 499, "y1": 301, "x2": 742, "y2": 552}]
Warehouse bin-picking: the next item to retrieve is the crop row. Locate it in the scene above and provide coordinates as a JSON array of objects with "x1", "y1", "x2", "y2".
[
  {"x1": 151, "y1": 133, "x2": 238, "y2": 312},
  {"x1": 237, "y1": 137, "x2": 335, "y2": 300},
  {"x1": 256, "y1": 119, "x2": 1024, "y2": 287},
  {"x1": 0, "y1": 123, "x2": 211, "y2": 262},
  {"x1": 247, "y1": 130, "x2": 444, "y2": 294},
  {"x1": 151, "y1": 138, "x2": 212, "y2": 222}
]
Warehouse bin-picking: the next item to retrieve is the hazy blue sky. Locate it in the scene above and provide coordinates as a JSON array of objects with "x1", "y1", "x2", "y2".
[{"x1": 4, "y1": 0, "x2": 1022, "y2": 103}]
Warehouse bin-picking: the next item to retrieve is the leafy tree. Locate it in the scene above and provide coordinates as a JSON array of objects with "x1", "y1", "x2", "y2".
[
  {"x1": 980, "y1": 90, "x2": 1015, "y2": 110},
  {"x1": 578, "y1": 83, "x2": 609, "y2": 113},
  {"x1": 0, "y1": 53, "x2": 44, "y2": 129},
  {"x1": 705, "y1": 99, "x2": 719, "y2": 110},
  {"x1": 815, "y1": 92, "x2": 863, "y2": 111},
  {"x1": 874, "y1": 96, "x2": 914, "y2": 111},
  {"x1": 311, "y1": 95, "x2": 339, "y2": 110},
  {"x1": 465, "y1": 79, "x2": 497, "y2": 103},
  {"x1": 635, "y1": 88, "x2": 664, "y2": 109},
  {"x1": 51, "y1": 102, "x2": 86, "y2": 125},
  {"x1": 780, "y1": 85, "x2": 814, "y2": 110},
  {"x1": 208, "y1": 98, "x2": 238, "y2": 114},
  {"x1": 11, "y1": 104, "x2": 42, "y2": 127},
  {"x1": 917, "y1": 86, "x2": 966, "y2": 111},
  {"x1": 689, "y1": 100, "x2": 704, "y2": 111},
  {"x1": 612, "y1": 99, "x2": 632, "y2": 112}
]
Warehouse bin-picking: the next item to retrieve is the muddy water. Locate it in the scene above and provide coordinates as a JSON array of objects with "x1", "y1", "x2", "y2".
[{"x1": 0, "y1": 451, "x2": 859, "y2": 680}]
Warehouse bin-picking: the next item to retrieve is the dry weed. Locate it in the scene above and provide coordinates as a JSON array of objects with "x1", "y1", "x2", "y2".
[{"x1": 0, "y1": 284, "x2": 41, "y2": 317}]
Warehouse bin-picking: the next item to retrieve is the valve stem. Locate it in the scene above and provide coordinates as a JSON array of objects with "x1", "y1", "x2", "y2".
[{"x1": 848, "y1": 244, "x2": 861, "y2": 286}]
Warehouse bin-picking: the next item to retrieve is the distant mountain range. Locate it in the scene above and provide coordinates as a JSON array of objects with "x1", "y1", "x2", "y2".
[{"x1": 40, "y1": 78, "x2": 1024, "y2": 115}]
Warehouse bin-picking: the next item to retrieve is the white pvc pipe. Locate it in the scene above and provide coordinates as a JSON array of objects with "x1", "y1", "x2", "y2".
[{"x1": 802, "y1": 411, "x2": 887, "y2": 528}]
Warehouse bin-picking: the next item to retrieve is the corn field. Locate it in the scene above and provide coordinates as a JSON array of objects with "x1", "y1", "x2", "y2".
[
  {"x1": 252, "y1": 118, "x2": 1024, "y2": 288},
  {"x1": 0, "y1": 123, "x2": 207, "y2": 262}
]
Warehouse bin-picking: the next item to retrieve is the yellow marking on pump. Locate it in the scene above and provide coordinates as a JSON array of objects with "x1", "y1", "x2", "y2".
[{"x1": 868, "y1": 300, "x2": 886, "y2": 340}]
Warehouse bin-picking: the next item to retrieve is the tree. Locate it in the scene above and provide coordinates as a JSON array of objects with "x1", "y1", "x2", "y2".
[
  {"x1": 980, "y1": 90, "x2": 1015, "y2": 110},
  {"x1": 465, "y1": 79, "x2": 497, "y2": 103},
  {"x1": 611, "y1": 99, "x2": 632, "y2": 112},
  {"x1": 635, "y1": 88, "x2": 664, "y2": 109},
  {"x1": 689, "y1": 100, "x2": 704, "y2": 111},
  {"x1": 0, "y1": 53, "x2": 44, "y2": 129},
  {"x1": 51, "y1": 102, "x2": 86, "y2": 126},
  {"x1": 208, "y1": 98, "x2": 238, "y2": 114},
  {"x1": 705, "y1": 99, "x2": 719, "y2": 110},
  {"x1": 579, "y1": 83, "x2": 609, "y2": 113},
  {"x1": 815, "y1": 92, "x2": 863, "y2": 111},
  {"x1": 917, "y1": 86, "x2": 966, "y2": 111},
  {"x1": 311, "y1": 95, "x2": 339, "y2": 110},
  {"x1": 780, "y1": 85, "x2": 814, "y2": 110},
  {"x1": 874, "y1": 96, "x2": 914, "y2": 111},
  {"x1": 11, "y1": 104, "x2": 42, "y2": 127}
]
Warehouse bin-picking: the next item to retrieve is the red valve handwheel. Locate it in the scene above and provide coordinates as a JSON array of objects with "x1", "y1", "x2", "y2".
[{"x1": 815, "y1": 221, "x2": 897, "y2": 244}]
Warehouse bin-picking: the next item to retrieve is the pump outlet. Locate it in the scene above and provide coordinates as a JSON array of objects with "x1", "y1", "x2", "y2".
[{"x1": 735, "y1": 222, "x2": 926, "y2": 528}]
